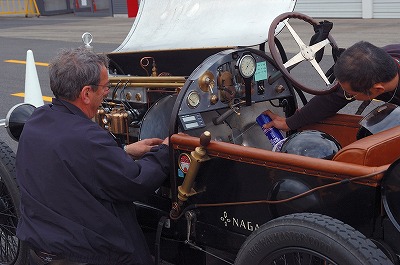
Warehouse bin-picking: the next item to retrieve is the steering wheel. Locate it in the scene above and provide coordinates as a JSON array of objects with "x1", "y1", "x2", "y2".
[{"x1": 268, "y1": 12, "x2": 340, "y2": 95}]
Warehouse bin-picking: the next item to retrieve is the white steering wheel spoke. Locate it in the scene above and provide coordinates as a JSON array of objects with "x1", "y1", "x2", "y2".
[
  {"x1": 309, "y1": 39, "x2": 331, "y2": 54},
  {"x1": 283, "y1": 52, "x2": 306, "y2": 68},
  {"x1": 310, "y1": 59, "x2": 330, "y2": 85},
  {"x1": 283, "y1": 20, "x2": 306, "y2": 48}
]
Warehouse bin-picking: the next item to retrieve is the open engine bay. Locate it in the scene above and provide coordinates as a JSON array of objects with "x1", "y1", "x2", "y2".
[{"x1": 97, "y1": 48, "x2": 295, "y2": 151}]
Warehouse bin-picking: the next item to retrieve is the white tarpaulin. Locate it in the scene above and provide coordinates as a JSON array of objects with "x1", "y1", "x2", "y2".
[{"x1": 114, "y1": 0, "x2": 296, "y2": 53}]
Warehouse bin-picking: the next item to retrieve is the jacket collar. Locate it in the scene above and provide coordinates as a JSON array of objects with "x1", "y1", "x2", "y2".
[{"x1": 51, "y1": 98, "x2": 90, "y2": 120}]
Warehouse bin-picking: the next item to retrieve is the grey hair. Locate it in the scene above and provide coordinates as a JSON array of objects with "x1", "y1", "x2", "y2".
[{"x1": 49, "y1": 47, "x2": 109, "y2": 101}]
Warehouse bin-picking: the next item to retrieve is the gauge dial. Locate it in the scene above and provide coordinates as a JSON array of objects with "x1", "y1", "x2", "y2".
[
  {"x1": 187, "y1": 91, "x2": 200, "y2": 108},
  {"x1": 238, "y1": 54, "x2": 256, "y2": 78}
]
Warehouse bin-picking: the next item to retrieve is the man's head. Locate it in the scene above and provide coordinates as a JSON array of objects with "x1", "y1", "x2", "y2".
[
  {"x1": 49, "y1": 47, "x2": 110, "y2": 118},
  {"x1": 334, "y1": 41, "x2": 398, "y2": 100}
]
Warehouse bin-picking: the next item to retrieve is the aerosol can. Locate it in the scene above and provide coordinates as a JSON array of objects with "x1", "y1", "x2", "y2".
[{"x1": 256, "y1": 113, "x2": 285, "y2": 151}]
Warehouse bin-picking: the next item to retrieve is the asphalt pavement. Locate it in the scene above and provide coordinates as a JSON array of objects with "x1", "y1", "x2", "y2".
[
  {"x1": 0, "y1": 14, "x2": 132, "y2": 45},
  {"x1": 1, "y1": 14, "x2": 400, "y2": 52},
  {"x1": 1, "y1": 13, "x2": 400, "y2": 153}
]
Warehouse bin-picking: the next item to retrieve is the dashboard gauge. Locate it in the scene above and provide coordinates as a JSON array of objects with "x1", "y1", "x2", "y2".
[
  {"x1": 187, "y1": 91, "x2": 200, "y2": 108},
  {"x1": 238, "y1": 54, "x2": 256, "y2": 78}
]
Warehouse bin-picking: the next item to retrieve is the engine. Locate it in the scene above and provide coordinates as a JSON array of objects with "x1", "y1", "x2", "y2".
[
  {"x1": 98, "y1": 48, "x2": 296, "y2": 151},
  {"x1": 95, "y1": 67, "x2": 185, "y2": 144}
]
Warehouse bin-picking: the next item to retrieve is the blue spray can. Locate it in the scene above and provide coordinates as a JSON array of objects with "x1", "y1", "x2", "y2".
[{"x1": 256, "y1": 114, "x2": 284, "y2": 149}]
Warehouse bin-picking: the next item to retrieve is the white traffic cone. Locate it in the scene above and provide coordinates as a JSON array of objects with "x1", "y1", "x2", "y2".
[{"x1": 24, "y1": 50, "x2": 44, "y2": 107}]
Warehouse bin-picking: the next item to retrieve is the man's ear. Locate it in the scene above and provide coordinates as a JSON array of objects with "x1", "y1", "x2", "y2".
[
  {"x1": 80, "y1": 86, "x2": 92, "y2": 104},
  {"x1": 370, "y1": 83, "x2": 385, "y2": 95}
]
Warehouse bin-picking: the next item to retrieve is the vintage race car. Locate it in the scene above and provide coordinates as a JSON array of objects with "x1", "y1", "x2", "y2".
[{"x1": 1, "y1": 0, "x2": 400, "y2": 264}]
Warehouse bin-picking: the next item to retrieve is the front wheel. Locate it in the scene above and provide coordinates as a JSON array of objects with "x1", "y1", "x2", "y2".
[
  {"x1": 0, "y1": 141, "x2": 28, "y2": 265},
  {"x1": 235, "y1": 213, "x2": 392, "y2": 265}
]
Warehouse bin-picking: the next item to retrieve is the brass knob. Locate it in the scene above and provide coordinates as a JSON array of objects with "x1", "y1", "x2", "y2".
[
  {"x1": 200, "y1": 131, "x2": 211, "y2": 147},
  {"x1": 210, "y1": 94, "x2": 218, "y2": 105},
  {"x1": 275, "y1": 84, "x2": 285, "y2": 93}
]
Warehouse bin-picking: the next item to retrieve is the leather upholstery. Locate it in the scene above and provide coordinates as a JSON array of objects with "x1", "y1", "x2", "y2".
[
  {"x1": 300, "y1": 113, "x2": 362, "y2": 147},
  {"x1": 333, "y1": 125, "x2": 400, "y2": 167},
  {"x1": 171, "y1": 133, "x2": 388, "y2": 187}
]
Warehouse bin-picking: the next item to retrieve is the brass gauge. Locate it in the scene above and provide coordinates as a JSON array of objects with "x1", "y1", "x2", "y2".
[
  {"x1": 238, "y1": 54, "x2": 256, "y2": 78},
  {"x1": 198, "y1": 71, "x2": 215, "y2": 92},
  {"x1": 187, "y1": 91, "x2": 200, "y2": 108}
]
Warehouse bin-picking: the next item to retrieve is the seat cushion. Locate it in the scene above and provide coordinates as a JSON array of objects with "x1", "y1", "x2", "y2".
[{"x1": 333, "y1": 126, "x2": 400, "y2": 166}]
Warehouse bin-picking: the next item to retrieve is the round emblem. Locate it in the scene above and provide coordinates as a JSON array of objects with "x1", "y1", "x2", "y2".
[{"x1": 178, "y1": 153, "x2": 191, "y2": 173}]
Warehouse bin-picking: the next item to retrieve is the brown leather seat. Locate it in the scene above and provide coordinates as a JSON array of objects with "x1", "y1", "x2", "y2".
[{"x1": 333, "y1": 126, "x2": 400, "y2": 166}]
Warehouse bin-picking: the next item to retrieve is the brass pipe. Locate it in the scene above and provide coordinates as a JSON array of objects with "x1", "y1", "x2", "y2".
[
  {"x1": 109, "y1": 76, "x2": 186, "y2": 82},
  {"x1": 177, "y1": 156, "x2": 201, "y2": 202},
  {"x1": 171, "y1": 132, "x2": 211, "y2": 220},
  {"x1": 177, "y1": 131, "x2": 211, "y2": 203},
  {"x1": 109, "y1": 82, "x2": 184, "y2": 88}
]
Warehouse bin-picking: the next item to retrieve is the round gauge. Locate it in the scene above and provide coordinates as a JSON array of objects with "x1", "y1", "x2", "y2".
[
  {"x1": 187, "y1": 91, "x2": 200, "y2": 108},
  {"x1": 238, "y1": 54, "x2": 256, "y2": 78}
]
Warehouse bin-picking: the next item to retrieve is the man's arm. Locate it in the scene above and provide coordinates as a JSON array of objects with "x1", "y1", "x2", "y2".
[{"x1": 286, "y1": 88, "x2": 350, "y2": 130}]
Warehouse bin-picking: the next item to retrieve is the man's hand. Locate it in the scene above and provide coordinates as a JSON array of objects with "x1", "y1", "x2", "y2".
[
  {"x1": 124, "y1": 137, "x2": 168, "y2": 159},
  {"x1": 262, "y1": 110, "x2": 290, "y2": 131}
]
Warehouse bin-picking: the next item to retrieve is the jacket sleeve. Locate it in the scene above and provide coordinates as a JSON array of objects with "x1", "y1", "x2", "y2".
[
  {"x1": 83, "y1": 127, "x2": 170, "y2": 202},
  {"x1": 286, "y1": 88, "x2": 350, "y2": 130}
]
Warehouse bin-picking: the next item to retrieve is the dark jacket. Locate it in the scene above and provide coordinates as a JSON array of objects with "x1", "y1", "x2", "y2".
[
  {"x1": 286, "y1": 44, "x2": 400, "y2": 130},
  {"x1": 16, "y1": 98, "x2": 169, "y2": 265}
]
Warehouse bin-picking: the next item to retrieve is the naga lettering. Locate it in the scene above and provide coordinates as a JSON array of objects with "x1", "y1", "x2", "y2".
[{"x1": 220, "y1": 211, "x2": 260, "y2": 232}]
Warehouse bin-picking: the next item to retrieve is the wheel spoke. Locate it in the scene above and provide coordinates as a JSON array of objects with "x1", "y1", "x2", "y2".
[
  {"x1": 0, "y1": 183, "x2": 19, "y2": 262},
  {"x1": 283, "y1": 20, "x2": 306, "y2": 48},
  {"x1": 309, "y1": 39, "x2": 330, "y2": 54},
  {"x1": 283, "y1": 52, "x2": 306, "y2": 68},
  {"x1": 0, "y1": 230, "x2": 18, "y2": 261},
  {"x1": 310, "y1": 59, "x2": 330, "y2": 85},
  {"x1": 269, "y1": 251, "x2": 334, "y2": 265}
]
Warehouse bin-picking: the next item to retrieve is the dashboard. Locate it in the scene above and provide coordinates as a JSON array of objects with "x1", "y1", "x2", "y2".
[{"x1": 176, "y1": 48, "x2": 294, "y2": 133}]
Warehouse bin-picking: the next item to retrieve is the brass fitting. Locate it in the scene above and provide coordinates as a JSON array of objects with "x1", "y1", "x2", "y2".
[{"x1": 177, "y1": 131, "x2": 211, "y2": 203}]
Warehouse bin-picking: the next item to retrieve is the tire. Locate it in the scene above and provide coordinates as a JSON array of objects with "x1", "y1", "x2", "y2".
[
  {"x1": 0, "y1": 141, "x2": 28, "y2": 265},
  {"x1": 235, "y1": 213, "x2": 392, "y2": 265}
]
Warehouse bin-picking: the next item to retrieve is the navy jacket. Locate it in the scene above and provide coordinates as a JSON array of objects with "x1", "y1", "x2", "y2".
[
  {"x1": 286, "y1": 44, "x2": 400, "y2": 130},
  {"x1": 16, "y1": 98, "x2": 169, "y2": 265}
]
